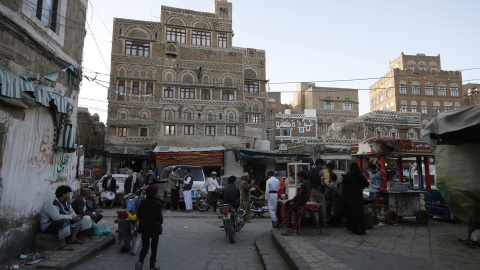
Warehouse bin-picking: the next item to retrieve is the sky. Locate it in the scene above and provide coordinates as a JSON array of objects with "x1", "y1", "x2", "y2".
[{"x1": 80, "y1": 0, "x2": 480, "y2": 123}]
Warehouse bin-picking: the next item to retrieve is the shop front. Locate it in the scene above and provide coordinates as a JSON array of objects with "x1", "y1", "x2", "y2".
[
  {"x1": 153, "y1": 146, "x2": 225, "y2": 176},
  {"x1": 106, "y1": 144, "x2": 155, "y2": 174}
]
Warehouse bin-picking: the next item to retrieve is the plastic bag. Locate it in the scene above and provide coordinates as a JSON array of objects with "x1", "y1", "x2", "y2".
[
  {"x1": 125, "y1": 199, "x2": 136, "y2": 210},
  {"x1": 92, "y1": 221, "x2": 112, "y2": 236}
]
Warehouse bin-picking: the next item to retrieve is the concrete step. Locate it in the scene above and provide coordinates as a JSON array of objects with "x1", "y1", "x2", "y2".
[{"x1": 255, "y1": 231, "x2": 289, "y2": 270}]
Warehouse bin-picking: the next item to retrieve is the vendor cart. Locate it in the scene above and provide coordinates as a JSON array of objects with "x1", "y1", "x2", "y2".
[
  {"x1": 351, "y1": 139, "x2": 435, "y2": 225},
  {"x1": 286, "y1": 163, "x2": 310, "y2": 198}
]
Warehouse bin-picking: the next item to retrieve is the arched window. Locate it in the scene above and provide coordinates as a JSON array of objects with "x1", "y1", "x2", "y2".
[
  {"x1": 375, "y1": 128, "x2": 383, "y2": 138},
  {"x1": 183, "y1": 74, "x2": 194, "y2": 84},
  {"x1": 206, "y1": 110, "x2": 215, "y2": 122},
  {"x1": 224, "y1": 77, "x2": 233, "y2": 87},
  {"x1": 407, "y1": 60, "x2": 416, "y2": 69},
  {"x1": 412, "y1": 81, "x2": 421, "y2": 95},
  {"x1": 408, "y1": 129, "x2": 417, "y2": 139},
  {"x1": 118, "y1": 67, "x2": 126, "y2": 77},
  {"x1": 429, "y1": 61, "x2": 438, "y2": 71},
  {"x1": 227, "y1": 111, "x2": 235, "y2": 122},
  {"x1": 132, "y1": 67, "x2": 141, "y2": 78},
  {"x1": 389, "y1": 129, "x2": 399, "y2": 139},
  {"x1": 244, "y1": 68, "x2": 258, "y2": 79},
  {"x1": 146, "y1": 68, "x2": 155, "y2": 80},
  {"x1": 140, "y1": 110, "x2": 150, "y2": 120},
  {"x1": 252, "y1": 103, "x2": 260, "y2": 112},
  {"x1": 279, "y1": 144, "x2": 287, "y2": 151},
  {"x1": 400, "y1": 100, "x2": 408, "y2": 111},
  {"x1": 399, "y1": 80, "x2": 407, "y2": 94},
  {"x1": 418, "y1": 61, "x2": 427, "y2": 70},
  {"x1": 351, "y1": 133, "x2": 356, "y2": 140},
  {"x1": 184, "y1": 110, "x2": 193, "y2": 121},
  {"x1": 165, "y1": 110, "x2": 174, "y2": 120},
  {"x1": 118, "y1": 109, "x2": 129, "y2": 119}
]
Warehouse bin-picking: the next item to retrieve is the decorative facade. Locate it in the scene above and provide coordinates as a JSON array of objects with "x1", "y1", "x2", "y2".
[
  {"x1": 291, "y1": 83, "x2": 359, "y2": 134},
  {"x1": 105, "y1": 0, "x2": 268, "y2": 173},
  {"x1": 463, "y1": 83, "x2": 480, "y2": 106},
  {"x1": 370, "y1": 53, "x2": 463, "y2": 127}
]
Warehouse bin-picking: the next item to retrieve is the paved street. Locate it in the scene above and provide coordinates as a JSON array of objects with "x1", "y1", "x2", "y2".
[
  {"x1": 73, "y1": 207, "x2": 271, "y2": 270},
  {"x1": 277, "y1": 217, "x2": 480, "y2": 270}
]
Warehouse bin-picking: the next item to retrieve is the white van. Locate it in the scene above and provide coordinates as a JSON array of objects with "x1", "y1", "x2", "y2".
[{"x1": 156, "y1": 165, "x2": 205, "y2": 205}]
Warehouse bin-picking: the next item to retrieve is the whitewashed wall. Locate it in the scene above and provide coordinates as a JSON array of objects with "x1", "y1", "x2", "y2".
[{"x1": 0, "y1": 106, "x2": 79, "y2": 217}]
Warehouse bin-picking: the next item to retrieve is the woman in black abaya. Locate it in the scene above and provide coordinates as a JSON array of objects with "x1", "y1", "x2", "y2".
[{"x1": 343, "y1": 163, "x2": 369, "y2": 235}]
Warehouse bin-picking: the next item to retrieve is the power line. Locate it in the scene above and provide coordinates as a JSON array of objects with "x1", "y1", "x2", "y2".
[
  {"x1": 88, "y1": 1, "x2": 112, "y2": 36},
  {"x1": 84, "y1": 20, "x2": 110, "y2": 74}
]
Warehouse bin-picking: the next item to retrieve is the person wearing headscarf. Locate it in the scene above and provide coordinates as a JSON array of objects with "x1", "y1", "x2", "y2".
[
  {"x1": 136, "y1": 185, "x2": 163, "y2": 270},
  {"x1": 343, "y1": 163, "x2": 369, "y2": 235}
]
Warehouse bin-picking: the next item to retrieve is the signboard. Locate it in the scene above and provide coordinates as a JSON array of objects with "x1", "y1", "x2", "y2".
[
  {"x1": 109, "y1": 145, "x2": 149, "y2": 156},
  {"x1": 155, "y1": 150, "x2": 224, "y2": 166},
  {"x1": 350, "y1": 140, "x2": 434, "y2": 156}
]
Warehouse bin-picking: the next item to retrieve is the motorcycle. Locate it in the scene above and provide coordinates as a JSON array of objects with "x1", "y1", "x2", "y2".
[
  {"x1": 219, "y1": 203, "x2": 245, "y2": 243},
  {"x1": 115, "y1": 188, "x2": 144, "y2": 252},
  {"x1": 194, "y1": 188, "x2": 221, "y2": 212},
  {"x1": 250, "y1": 194, "x2": 269, "y2": 217}
]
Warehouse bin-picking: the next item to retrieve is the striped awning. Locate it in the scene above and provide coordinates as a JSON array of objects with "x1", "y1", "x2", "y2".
[
  {"x1": 0, "y1": 66, "x2": 72, "y2": 113},
  {"x1": 58, "y1": 123, "x2": 75, "y2": 150},
  {"x1": 0, "y1": 66, "x2": 76, "y2": 150}
]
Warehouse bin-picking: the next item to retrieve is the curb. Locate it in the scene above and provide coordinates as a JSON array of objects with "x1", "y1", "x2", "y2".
[
  {"x1": 271, "y1": 230, "x2": 310, "y2": 270},
  {"x1": 254, "y1": 232, "x2": 289, "y2": 270},
  {"x1": 53, "y1": 234, "x2": 115, "y2": 270}
]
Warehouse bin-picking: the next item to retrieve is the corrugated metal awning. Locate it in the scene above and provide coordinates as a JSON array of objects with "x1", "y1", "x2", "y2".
[
  {"x1": 0, "y1": 66, "x2": 72, "y2": 113},
  {"x1": 0, "y1": 66, "x2": 76, "y2": 150}
]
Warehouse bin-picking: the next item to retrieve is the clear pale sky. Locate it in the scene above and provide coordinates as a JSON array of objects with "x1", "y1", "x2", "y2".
[{"x1": 80, "y1": 0, "x2": 480, "y2": 123}]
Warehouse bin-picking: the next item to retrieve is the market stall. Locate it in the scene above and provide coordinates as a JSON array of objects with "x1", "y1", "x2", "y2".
[
  {"x1": 422, "y1": 105, "x2": 480, "y2": 227},
  {"x1": 350, "y1": 138, "x2": 435, "y2": 224}
]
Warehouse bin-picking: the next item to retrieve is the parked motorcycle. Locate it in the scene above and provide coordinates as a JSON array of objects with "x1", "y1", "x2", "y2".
[
  {"x1": 250, "y1": 194, "x2": 269, "y2": 217},
  {"x1": 115, "y1": 188, "x2": 144, "y2": 252},
  {"x1": 219, "y1": 203, "x2": 245, "y2": 243},
  {"x1": 194, "y1": 188, "x2": 221, "y2": 212}
]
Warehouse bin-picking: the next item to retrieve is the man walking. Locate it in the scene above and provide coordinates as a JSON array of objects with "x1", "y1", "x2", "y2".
[
  {"x1": 308, "y1": 159, "x2": 328, "y2": 228},
  {"x1": 202, "y1": 171, "x2": 222, "y2": 215},
  {"x1": 169, "y1": 167, "x2": 182, "y2": 212},
  {"x1": 265, "y1": 171, "x2": 280, "y2": 228},
  {"x1": 240, "y1": 172, "x2": 255, "y2": 222},
  {"x1": 135, "y1": 185, "x2": 163, "y2": 270}
]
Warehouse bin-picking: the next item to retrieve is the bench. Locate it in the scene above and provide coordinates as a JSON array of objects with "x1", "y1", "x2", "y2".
[{"x1": 277, "y1": 200, "x2": 322, "y2": 235}]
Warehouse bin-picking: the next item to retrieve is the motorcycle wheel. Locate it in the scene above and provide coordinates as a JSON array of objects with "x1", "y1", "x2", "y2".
[
  {"x1": 225, "y1": 219, "x2": 236, "y2": 243},
  {"x1": 235, "y1": 216, "x2": 245, "y2": 232},
  {"x1": 195, "y1": 198, "x2": 210, "y2": 212}
]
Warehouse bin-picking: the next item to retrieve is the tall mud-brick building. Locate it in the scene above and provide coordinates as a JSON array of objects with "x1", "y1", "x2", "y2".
[
  {"x1": 370, "y1": 53, "x2": 463, "y2": 127},
  {"x1": 105, "y1": 0, "x2": 268, "y2": 173}
]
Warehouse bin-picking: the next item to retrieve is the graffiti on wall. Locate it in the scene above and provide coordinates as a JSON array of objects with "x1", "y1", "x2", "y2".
[{"x1": 34, "y1": 129, "x2": 55, "y2": 175}]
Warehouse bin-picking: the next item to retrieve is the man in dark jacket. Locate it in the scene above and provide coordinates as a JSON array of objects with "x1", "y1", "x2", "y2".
[
  {"x1": 283, "y1": 171, "x2": 312, "y2": 235},
  {"x1": 223, "y1": 176, "x2": 240, "y2": 209},
  {"x1": 125, "y1": 172, "x2": 141, "y2": 195},
  {"x1": 101, "y1": 174, "x2": 116, "y2": 208},
  {"x1": 136, "y1": 185, "x2": 163, "y2": 270}
]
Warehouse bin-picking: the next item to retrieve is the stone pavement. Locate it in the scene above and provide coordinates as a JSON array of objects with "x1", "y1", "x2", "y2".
[
  {"x1": 0, "y1": 207, "x2": 119, "y2": 270},
  {"x1": 266, "y1": 218, "x2": 480, "y2": 270}
]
